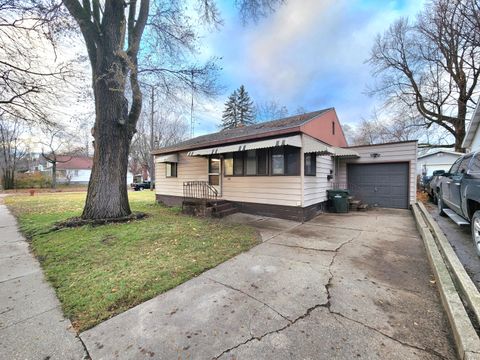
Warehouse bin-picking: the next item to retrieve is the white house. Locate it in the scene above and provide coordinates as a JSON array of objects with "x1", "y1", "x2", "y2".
[
  {"x1": 463, "y1": 101, "x2": 480, "y2": 152},
  {"x1": 416, "y1": 150, "x2": 462, "y2": 176},
  {"x1": 45, "y1": 156, "x2": 134, "y2": 185},
  {"x1": 153, "y1": 108, "x2": 418, "y2": 221}
]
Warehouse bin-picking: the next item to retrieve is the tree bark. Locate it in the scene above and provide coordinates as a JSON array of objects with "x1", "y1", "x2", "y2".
[{"x1": 52, "y1": 162, "x2": 56, "y2": 189}]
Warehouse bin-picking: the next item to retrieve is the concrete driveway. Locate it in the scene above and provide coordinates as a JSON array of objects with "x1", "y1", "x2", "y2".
[{"x1": 81, "y1": 209, "x2": 456, "y2": 359}]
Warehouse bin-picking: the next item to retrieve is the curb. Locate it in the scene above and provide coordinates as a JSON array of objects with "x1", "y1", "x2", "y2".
[{"x1": 412, "y1": 203, "x2": 480, "y2": 360}]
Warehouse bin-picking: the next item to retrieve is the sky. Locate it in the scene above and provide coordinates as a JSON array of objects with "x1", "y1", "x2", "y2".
[{"x1": 192, "y1": 0, "x2": 426, "y2": 136}]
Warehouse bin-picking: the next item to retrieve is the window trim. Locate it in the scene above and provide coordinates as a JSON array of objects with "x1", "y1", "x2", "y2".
[{"x1": 165, "y1": 162, "x2": 177, "y2": 178}]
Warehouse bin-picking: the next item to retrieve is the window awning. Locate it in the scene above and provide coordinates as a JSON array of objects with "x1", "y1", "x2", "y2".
[
  {"x1": 156, "y1": 153, "x2": 179, "y2": 163},
  {"x1": 303, "y1": 135, "x2": 359, "y2": 157},
  {"x1": 187, "y1": 135, "x2": 302, "y2": 156}
]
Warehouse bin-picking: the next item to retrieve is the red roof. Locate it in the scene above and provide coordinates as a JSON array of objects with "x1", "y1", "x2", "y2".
[{"x1": 55, "y1": 156, "x2": 93, "y2": 170}]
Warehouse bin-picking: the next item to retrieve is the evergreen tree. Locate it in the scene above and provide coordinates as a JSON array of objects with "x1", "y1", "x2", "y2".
[
  {"x1": 220, "y1": 85, "x2": 256, "y2": 130},
  {"x1": 237, "y1": 85, "x2": 255, "y2": 126},
  {"x1": 221, "y1": 90, "x2": 238, "y2": 129}
]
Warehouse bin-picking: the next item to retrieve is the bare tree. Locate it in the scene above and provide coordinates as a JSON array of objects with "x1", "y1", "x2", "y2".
[
  {"x1": 0, "y1": 0, "x2": 73, "y2": 123},
  {"x1": 255, "y1": 100, "x2": 288, "y2": 122},
  {"x1": 368, "y1": 0, "x2": 480, "y2": 152},
  {"x1": 40, "y1": 127, "x2": 80, "y2": 189},
  {"x1": 0, "y1": 114, "x2": 26, "y2": 189},
  {"x1": 57, "y1": 0, "x2": 284, "y2": 219}
]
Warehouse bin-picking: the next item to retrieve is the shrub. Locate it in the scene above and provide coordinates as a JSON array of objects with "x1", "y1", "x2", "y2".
[{"x1": 14, "y1": 172, "x2": 52, "y2": 189}]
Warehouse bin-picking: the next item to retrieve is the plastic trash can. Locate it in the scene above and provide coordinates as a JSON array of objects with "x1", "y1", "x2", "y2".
[{"x1": 327, "y1": 189, "x2": 350, "y2": 213}]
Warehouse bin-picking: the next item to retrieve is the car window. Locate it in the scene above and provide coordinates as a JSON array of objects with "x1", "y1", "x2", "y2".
[
  {"x1": 449, "y1": 158, "x2": 462, "y2": 174},
  {"x1": 458, "y1": 156, "x2": 472, "y2": 174},
  {"x1": 471, "y1": 153, "x2": 480, "y2": 173}
]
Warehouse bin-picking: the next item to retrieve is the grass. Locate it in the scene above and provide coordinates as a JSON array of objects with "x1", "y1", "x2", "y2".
[{"x1": 4, "y1": 191, "x2": 260, "y2": 332}]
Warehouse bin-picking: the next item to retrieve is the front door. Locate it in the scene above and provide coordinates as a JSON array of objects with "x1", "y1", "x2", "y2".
[{"x1": 208, "y1": 156, "x2": 221, "y2": 195}]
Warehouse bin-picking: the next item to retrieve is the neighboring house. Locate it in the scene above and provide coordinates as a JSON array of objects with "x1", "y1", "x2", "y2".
[
  {"x1": 416, "y1": 150, "x2": 463, "y2": 176},
  {"x1": 152, "y1": 108, "x2": 417, "y2": 221},
  {"x1": 45, "y1": 156, "x2": 134, "y2": 185},
  {"x1": 463, "y1": 102, "x2": 480, "y2": 152}
]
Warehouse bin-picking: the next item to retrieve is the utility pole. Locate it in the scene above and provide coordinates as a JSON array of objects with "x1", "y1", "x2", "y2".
[{"x1": 150, "y1": 86, "x2": 155, "y2": 190}]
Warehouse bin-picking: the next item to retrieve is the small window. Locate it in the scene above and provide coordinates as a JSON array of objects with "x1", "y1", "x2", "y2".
[
  {"x1": 209, "y1": 157, "x2": 220, "y2": 173},
  {"x1": 332, "y1": 121, "x2": 335, "y2": 135},
  {"x1": 271, "y1": 148, "x2": 285, "y2": 175},
  {"x1": 233, "y1": 152, "x2": 244, "y2": 175},
  {"x1": 257, "y1": 149, "x2": 268, "y2": 175},
  {"x1": 304, "y1": 153, "x2": 316, "y2": 176},
  {"x1": 166, "y1": 162, "x2": 177, "y2": 177},
  {"x1": 224, "y1": 153, "x2": 233, "y2": 176},
  {"x1": 245, "y1": 150, "x2": 257, "y2": 175}
]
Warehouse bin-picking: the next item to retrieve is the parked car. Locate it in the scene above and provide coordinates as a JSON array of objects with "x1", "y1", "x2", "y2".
[
  {"x1": 427, "y1": 170, "x2": 446, "y2": 204},
  {"x1": 131, "y1": 181, "x2": 151, "y2": 191},
  {"x1": 436, "y1": 152, "x2": 480, "y2": 256}
]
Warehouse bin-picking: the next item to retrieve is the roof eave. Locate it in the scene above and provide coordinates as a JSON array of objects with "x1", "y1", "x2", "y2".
[{"x1": 151, "y1": 127, "x2": 303, "y2": 155}]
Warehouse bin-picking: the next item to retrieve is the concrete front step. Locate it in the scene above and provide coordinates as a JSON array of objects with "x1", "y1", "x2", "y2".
[{"x1": 212, "y1": 206, "x2": 238, "y2": 218}]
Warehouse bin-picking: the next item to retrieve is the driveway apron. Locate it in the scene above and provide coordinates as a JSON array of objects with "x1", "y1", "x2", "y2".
[{"x1": 81, "y1": 209, "x2": 456, "y2": 359}]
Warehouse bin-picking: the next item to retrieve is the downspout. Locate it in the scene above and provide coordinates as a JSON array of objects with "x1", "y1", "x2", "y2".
[{"x1": 300, "y1": 134, "x2": 305, "y2": 207}]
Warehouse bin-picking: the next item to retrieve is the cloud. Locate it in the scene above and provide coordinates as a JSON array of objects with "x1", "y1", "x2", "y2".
[{"x1": 197, "y1": 0, "x2": 426, "y2": 131}]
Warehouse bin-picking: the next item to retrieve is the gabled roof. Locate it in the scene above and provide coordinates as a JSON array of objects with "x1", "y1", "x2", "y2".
[
  {"x1": 152, "y1": 108, "x2": 334, "y2": 155},
  {"x1": 54, "y1": 156, "x2": 93, "y2": 170},
  {"x1": 417, "y1": 149, "x2": 463, "y2": 159}
]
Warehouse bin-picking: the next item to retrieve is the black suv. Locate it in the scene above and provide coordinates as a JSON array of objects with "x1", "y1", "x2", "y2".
[
  {"x1": 132, "y1": 181, "x2": 151, "y2": 191},
  {"x1": 437, "y1": 151, "x2": 480, "y2": 255}
]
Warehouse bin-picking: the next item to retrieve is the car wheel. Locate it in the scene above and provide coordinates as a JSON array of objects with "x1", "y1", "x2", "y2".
[
  {"x1": 437, "y1": 192, "x2": 446, "y2": 216},
  {"x1": 471, "y1": 211, "x2": 480, "y2": 257}
]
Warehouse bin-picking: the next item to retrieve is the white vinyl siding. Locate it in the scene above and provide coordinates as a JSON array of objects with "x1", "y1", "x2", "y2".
[
  {"x1": 222, "y1": 176, "x2": 302, "y2": 206},
  {"x1": 156, "y1": 151, "x2": 302, "y2": 206},
  {"x1": 337, "y1": 142, "x2": 417, "y2": 205},
  {"x1": 303, "y1": 155, "x2": 333, "y2": 207},
  {"x1": 155, "y1": 152, "x2": 208, "y2": 197}
]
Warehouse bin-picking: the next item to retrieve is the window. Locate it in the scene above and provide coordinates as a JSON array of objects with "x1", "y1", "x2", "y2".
[
  {"x1": 271, "y1": 146, "x2": 300, "y2": 176},
  {"x1": 458, "y1": 156, "x2": 472, "y2": 174},
  {"x1": 245, "y1": 150, "x2": 257, "y2": 175},
  {"x1": 74, "y1": 169, "x2": 79, "y2": 176},
  {"x1": 332, "y1": 121, "x2": 335, "y2": 135},
  {"x1": 285, "y1": 147, "x2": 300, "y2": 175},
  {"x1": 304, "y1": 153, "x2": 316, "y2": 176},
  {"x1": 257, "y1": 149, "x2": 268, "y2": 175},
  {"x1": 471, "y1": 154, "x2": 480, "y2": 173},
  {"x1": 209, "y1": 157, "x2": 220, "y2": 186},
  {"x1": 233, "y1": 152, "x2": 244, "y2": 175},
  {"x1": 166, "y1": 162, "x2": 177, "y2": 177},
  {"x1": 449, "y1": 158, "x2": 461, "y2": 174},
  {"x1": 224, "y1": 153, "x2": 233, "y2": 176},
  {"x1": 271, "y1": 148, "x2": 285, "y2": 175}
]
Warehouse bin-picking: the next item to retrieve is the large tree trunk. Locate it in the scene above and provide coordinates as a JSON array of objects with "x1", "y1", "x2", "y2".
[
  {"x1": 455, "y1": 99, "x2": 468, "y2": 153},
  {"x1": 82, "y1": 47, "x2": 134, "y2": 220},
  {"x1": 51, "y1": 162, "x2": 57, "y2": 189}
]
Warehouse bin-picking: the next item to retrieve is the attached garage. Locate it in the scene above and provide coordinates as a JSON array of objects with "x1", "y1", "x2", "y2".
[
  {"x1": 347, "y1": 162, "x2": 409, "y2": 209},
  {"x1": 337, "y1": 141, "x2": 417, "y2": 209}
]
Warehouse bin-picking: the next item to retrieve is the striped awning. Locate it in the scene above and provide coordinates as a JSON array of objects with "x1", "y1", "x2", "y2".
[
  {"x1": 156, "y1": 153, "x2": 179, "y2": 163},
  {"x1": 187, "y1": 135, "x2": 302, "y2": 156},
  {"x1": 303, "y1": 135, "x2": 359, "y2": 157}
]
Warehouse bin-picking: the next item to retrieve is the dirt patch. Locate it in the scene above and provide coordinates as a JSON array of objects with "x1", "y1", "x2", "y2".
[{"x1": 54, "y1": 212, "x2": 148, "y2": 229}]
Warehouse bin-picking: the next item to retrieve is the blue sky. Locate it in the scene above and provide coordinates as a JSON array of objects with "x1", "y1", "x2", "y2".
[{"x1": 193, "y1": 0, "x2": 426, "y2": 136}]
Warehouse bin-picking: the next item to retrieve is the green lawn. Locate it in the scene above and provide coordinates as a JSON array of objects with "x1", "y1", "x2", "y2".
[{"x1": 5, "y1": 191, "x2": 259, "y2": 331}]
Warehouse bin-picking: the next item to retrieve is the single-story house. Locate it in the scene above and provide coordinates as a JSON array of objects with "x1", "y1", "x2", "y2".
[
  {"x1": 45, "y1": 156, "x2": 134, "y2": 185},
  {"x1": 416, "y1": 150, "x2": 463, "y2": 176},
  {"x1": 463, "y1": 101, "x2": 480, "y2": 152},
  {"x1": 152, "y1": 108, "x2": 417, "y2": 221}
]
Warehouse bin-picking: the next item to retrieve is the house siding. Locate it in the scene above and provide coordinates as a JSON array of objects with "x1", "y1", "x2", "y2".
[
  {"x1": 303, "y1": 155, "x2": 333, "y2": 207},
  {"x1": 337, "y1": 141, "x2": 417, "y2": 205},
  {"x1": 155, "y1": 152, "x2": 302, "y2": 207},
  {"x1": 155, "y1": 152, "x2": 208, "y2": 198},
  {"x1": 416, "y1": 152, "x2": 461, "y2": 176}
]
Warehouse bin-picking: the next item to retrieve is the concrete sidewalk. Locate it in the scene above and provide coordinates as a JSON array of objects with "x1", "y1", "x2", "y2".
[
  {"x1": 81, "y1": 209, "x2": 456, "y2": 359},
  {"x1": 0, "y1": 200, "x2": 85, "y2": 360}
]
